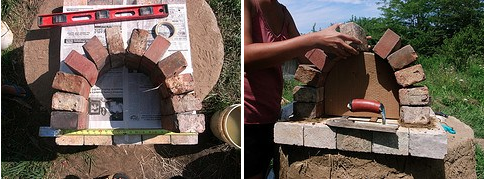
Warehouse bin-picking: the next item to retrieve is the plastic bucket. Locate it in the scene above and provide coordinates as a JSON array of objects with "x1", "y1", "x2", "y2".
[{"x1": 210, "y1": 104, "x2": 241, "y2": 149}]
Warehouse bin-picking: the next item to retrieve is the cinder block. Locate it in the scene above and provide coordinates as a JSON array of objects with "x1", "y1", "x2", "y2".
[
  {"x1": 51, "y1": 92, "x2": 88, "y2": 113},
  {"x1": 373, "y1": 29, "x2": 401, "y2": 59},
  {"x1": 55, "y1": 135, "x2": 84, "y2": 146},
  {"x1": 394, "y1": 64, "x2": 426, "y2": 87},
  {"x1": 387, "y1": 45, "x2": 418, "y2": 70},
  {"x1": 83, "y1": 36, "x2": 109, "y2": 70},
  {"x1": 399, "y1": 86, "x2": 430, "y2": 105},
  {"x1": 303, "y1": 122, "x2": 336, "y2": 149},
  {"x1": 105, "y1": 26, "x2": 125, "y2": 68},
  {"x1": 157, "y1": 51, "x2": 188, "y2": 79},
  {"x1": 400, "y1": 106, "x2": 431, "y2": 125},
  {"x1": 50, "y1": 111, "x2": 88, "y2": 129},
  {"x1": 52, "y1": 71, "x2": 91, "y2": 99},
  {"x1": 113, "y1": 135, "x2": 142, "y2": 145},
  {"x1": 160, "y1": 92, "x2": 202, "y2": 115},
  {"x1": 336, "y1": 128, "x2": 372, "y2": 152},
  {"x1": 274, "y1": 122, "x2": 304, "y2": 146},
  {"x1": 294, "y1": 65, "x2": 325, "y2": 87},
  {"x1": 126, "y1": 29, "x2": 149, "y2": 70},
  {"x1": 84, "y1": 136, "x2": 113, "y2": 145},
  {"x1": 139, "y1": 36, "x2": 171, "y2": 75},
  {"x1": 293, "y1": 101, "x2": 324, "y2": 119},
  {"x1": 304, "y1": 48, "x2": 336, "y2": 72},
  {"x1": 64, "y1": 50, "x2": 99, "y2": 86},
  {"x1": 372, "y1": 127, "x2": 409, "y2": 155},
  {"x1": 339, "y1": 22, "x2": 369, "y2": 51},
  {"x1": 171, "y1": 134, "x2": 198, "y2": 145},
  {"x1": 142, "y1": 135, "x2": 171, "y2": 144},
  {"x1": 165, "y1": 73, "x2": 195, "y2": 95},
  {"x1": 293, "y1": 85, "x2": 324, "y2": 103},
  {"x1": 161, "y1": 113, "x2": 205, "y2": 133},
  {"x1": 409, "y1": 121, "x2": 447, "y2": 159}
]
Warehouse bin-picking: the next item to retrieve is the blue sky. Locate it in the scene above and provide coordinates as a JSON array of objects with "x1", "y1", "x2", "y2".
[{"x1": 279, "y1": 0, "x2": 383, "y2": 33}]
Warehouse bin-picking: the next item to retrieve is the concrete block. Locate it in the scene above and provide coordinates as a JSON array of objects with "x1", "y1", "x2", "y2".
[
  {"x1": 64, "y1": 50, "x2": 99, "y2": 86},
  {"x1": 157, "y1": 51, "x2": 188, "y2": 79},
  {"x1": 171, "y1": 134, "x2": 198, "y2": 145},
  {"x1": 113, "y1": 135, "x2": 142, "y2": 145},
  {"x1": 387, "y1": 45, "x2": 418, "y2": 70},
  {"x1": 50, "y1": 111, "x2": 89, "y2": 129},
  {"x1": 339, "y1": 22, "x2": 369, "y2": 51},
  {"x1": 83, "y1": 36, "x2": 109, "y2": 70},
  {"x1": 84, "y1": 136, "x2": 113, "y2": 145},
  {"x1": 105, "y1": 26, "x2": 125, "y2": 68},
  {"x1": 161, "y1": 113, "x2": 205, "y2": 133},
  {"x1": 372, "y1": 127, "x2": 409, "y2": 155},
  {"x1": 373, "y1": 29, "x2": 401, "y2": 59},
  {"x1": 394, "y1": 64, "x2": 426, "y2": 87},
  {"x1": 274, "y1": 122, "x2": 304, "y2": 146},
  {"x1": 55, "y1": 135, "x2": 84, "y2": 146},
  {"x1": 399, "y1": 86, "x2": 430, "y2": 105},
  {"x1": 293, "y1": 101, "x2": 324, "y2": 119},
  {"x1": 400, "y1": 106, "x2": 431, "y2": 125},
  {"x1": 336, "y1": 128, "x2": 372, "y2": 152},
  {"x1": 303, "y1": 122, "x2": 336, "y2": 149},
  {"x1": 142, "y1": 135, "x2": 171, "y2": 144},
  {"x1": 160, "y1": 92, "x2": 202, "y2": 115},
  {"x1": 165, "y1": 73, "x2": 195, "y2": 95},
  {"x1": 126, "y1": 29, "x2": 149, "y2": 70},
  {"x1": 304, "y1": 48, "x2": 336, "y2": 72},
  {"x1": 409, "y1": 122, "x2": 447, "y2": 159},
  {"x1": 52, "y1": 71, "x2": 91, "y2": 99},
  {"x1": 293, "y1": 85, "x2": 324, "y2": 103},
  {"x1": 294, "y1": 64, "x2": 325, "y2": 87},
  {"x1": 51, "y1": 92, "x2": 88, "y2": 113}
]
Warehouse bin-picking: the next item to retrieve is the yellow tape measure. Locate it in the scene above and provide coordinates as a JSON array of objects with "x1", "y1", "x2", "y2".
[{"x1": 61, "y1": 129, "x2": 194, "y2": 136}]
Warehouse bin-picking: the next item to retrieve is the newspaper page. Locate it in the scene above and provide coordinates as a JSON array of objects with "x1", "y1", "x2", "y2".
[{"x1": 60, "y1": 1, "x2": 191, "y2": 129}]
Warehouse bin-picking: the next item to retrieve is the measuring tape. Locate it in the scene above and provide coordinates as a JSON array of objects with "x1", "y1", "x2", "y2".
[
  {"x1": 38, "y1": 4, "x2": 169, "y2": 28},
  {"x1": 39, "y1": 127, "x2": 194, "y2": 137}
]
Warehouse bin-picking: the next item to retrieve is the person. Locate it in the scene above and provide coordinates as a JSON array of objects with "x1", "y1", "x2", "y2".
[{"x1": 244, "y1": 0, "x2": 363, "y2": 178}]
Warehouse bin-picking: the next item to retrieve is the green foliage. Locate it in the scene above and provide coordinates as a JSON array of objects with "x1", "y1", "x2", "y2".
[
  {"x1": 476, "y1": 145, "x2": 484, "y2": 179},
  {"x1": 282, "y1": 78, "x2": 303, "y2": 103},
  {"x1": 1, "y1": 161, "x2": 49, "y2": 178}
]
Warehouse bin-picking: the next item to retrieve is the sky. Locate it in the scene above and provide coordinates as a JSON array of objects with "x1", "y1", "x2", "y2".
[{"x1": 279, "y1": 0, "x2": 383, "y2": 33}]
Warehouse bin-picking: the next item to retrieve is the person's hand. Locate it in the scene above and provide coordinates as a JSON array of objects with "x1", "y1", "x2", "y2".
[{"x1": 315, "y1": 23, "x2": 362, "y2": 59}]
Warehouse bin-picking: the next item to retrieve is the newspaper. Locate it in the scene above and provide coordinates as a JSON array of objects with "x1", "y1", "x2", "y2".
[{"x1": 60, "y1": 1, "x2": 192, "y2": 129}]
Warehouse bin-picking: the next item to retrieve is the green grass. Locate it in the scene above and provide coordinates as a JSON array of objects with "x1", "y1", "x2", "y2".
[{"x1": 477, "y1": 145, "x2": 484, "y2": 179}]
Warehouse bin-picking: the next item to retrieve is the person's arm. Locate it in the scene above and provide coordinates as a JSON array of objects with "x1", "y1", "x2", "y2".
[{"x1": 285, "y1": 7, "x2": 311, "y2": 64}]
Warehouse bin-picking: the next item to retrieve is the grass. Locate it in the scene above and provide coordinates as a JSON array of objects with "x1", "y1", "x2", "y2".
[{"x1": 477, "y1": 145, "x2": 484, "y2": 179}]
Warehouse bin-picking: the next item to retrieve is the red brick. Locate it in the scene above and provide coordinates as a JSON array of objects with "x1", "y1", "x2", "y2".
[
  {"x1": 157, "y1": 51, "x2": 187, "y2": 79},
  {"x1": 83, "y1": 36, "x2": 109, "y2": 70},
  {"x1": 52, "y1": 71, "x2": 91, "y2": 99},
  {"x1": 304, "y1": 48, "x2": 337, "y2": 72},
  {"x1": 394, "y1": 64, "x2": 426, "y2": 87},
  {"x1": 160, "y1": 92, "x2": 202, "y2": 115},
  {"x1": 293, "y1": 101, "x2": 324, "y2": 119},
  {"x1": 400, "y1": 106, "x2": 431, "y2": 125},
  {"x1": 105, "y1": 27, "x2": 125, "y2": 68},
  {"x1": 126, "y1": 29, "x2": 149, "y2": 70},
  {"x1": 161, "y1": 113, "x2": 205, "y2": 133},
  {"x1": 51, "y1": 92, "x2": 89, "y2": 113},
  {"x1": 165, "y1": 73, "x2": 194, "y2": 95},
  {"x1": 399, "y1": 86, "x2": 430, "y2": 106},
  {"x1": 373, "y1": 29, "x2": 401, "y2": 59},
  {"x1": 64, "y1": 50, "x2": 99, "y2": 86},
  {"x1": 387, "y1": 45, "x2": 418, "y2": 70},
  {"x1": 294, "y1": 65, "x2": 325, "y2": 87},
  {"x1": 139, "y1": 36, "x2": 171, "y2": 75},
  {"x1": 293, "y1": 85, "x2": 324, "y2": 103},
  {"x1": 50, "y1": 111, "x2": 88, "y2": 129},
  {"x1": 339, "y1": 22, "x2": 369, "y2": 51},
  {"x1": 171, "y1": 134, "x2": 198, "y2": 145}
]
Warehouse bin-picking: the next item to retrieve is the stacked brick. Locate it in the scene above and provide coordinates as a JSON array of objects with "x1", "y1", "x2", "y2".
[
  {"x1": 373, "y1": 29, "x2": 431, "y2": 125},
  {"x1": 50, "y1": 29, "x2": 202, "y2": 145}
]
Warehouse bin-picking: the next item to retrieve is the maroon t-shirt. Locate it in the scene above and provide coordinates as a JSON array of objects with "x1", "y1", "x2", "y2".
[{"x1": 244, "y1": 4, "x2": 291, "y2": 124}]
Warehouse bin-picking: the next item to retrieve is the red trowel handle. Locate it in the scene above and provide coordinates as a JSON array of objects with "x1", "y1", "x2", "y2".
[{"x1": 347, "y1": 99, "x2": 382, "y2": 113}]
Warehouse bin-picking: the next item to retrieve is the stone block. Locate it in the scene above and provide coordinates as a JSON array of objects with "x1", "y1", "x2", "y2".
[
  {"x1": 113, "y1": 135, "x2": 142, "y2": 145},
  {"x1": 294, "y1": 65, "x2": 325, "y2": 87},
  {"x1": 83, "y1": 36, "x2": 109, "y2": 70},
  {"x1": 51, "y1": 71, "x2": 91, "y2": 99},
  {"x1": 64, "y1": 50, "x2": 99, "y2": 86},
  {"x1": 409, "y1": 122, "x2": 447, "y2": 159},
  {"x1": 274, "y1": 122, "x2": 304, "y2": 146},
  {"x1": 160, "y1": 92, "x2": 202, "y2": 115},
  {"x1": 171, "y1": 134, "x2": 198, "y2": 145},
  {"x1": 304, "y1": 48, "x2": 336, "y2": 72},
  {"x1": 157, "y1": 51, "x2": 188, "y2": 79},
  {"x1": 303, "y1": 122, "x2": 336, "y2": 149},
  {"x1": 394, "y1": 64, "x2": 426, "y2": 87},
  {"x1": 51, "y1": 92, "x2": 88, "y2": 113},
  {"x1": 372, "y1": 127, "x2": 409, "y2": 155},
  {"x1": 55, "y1": 135, "x2": 84, "y2": 146},
  {"x1": 339, "y1": 22, "x2": 369, "y2": 51},
  {"x1": 105, "y1": 26, "x2": 125, "y2": 68},
  {"x1": 84, "y1": 136, "x2": 113, "y2": 145},
  {"x1": 50, "y1": 111, "x2": 89, "y2": 129},
  {"x1": 399, "y1": 86, "x2": 430, "y2": 105},
  {"x1": 293, "y1": 85, "x2": 324, "y2": 103},
  {"x1": 293, "y1": 101, "x2": 324, "y2": 119},
  {"x1": 336, "y1": 128, "x2": 372, "y2": 152},
  {"x1": 165, "y1": 73, "x2": 195, "y2": 95},
  {"x1": 387, "y1": 45, "x2": 418, "y2": 70},
  {"x1": 142, "y1": 135, "x2": 171, "y2": 144},
  {"x1": 373, "y1": 29, "x2": 401, "y2": 59},
  {"x1": 126, "y1": 29, "x2": 149, "y2": 70},
  {"x1": 161, "y1": 113, "x2": 205, "y2": 133},
  {"x1": 400, "y1": 106, "x2": 431, "y2": 125}
]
